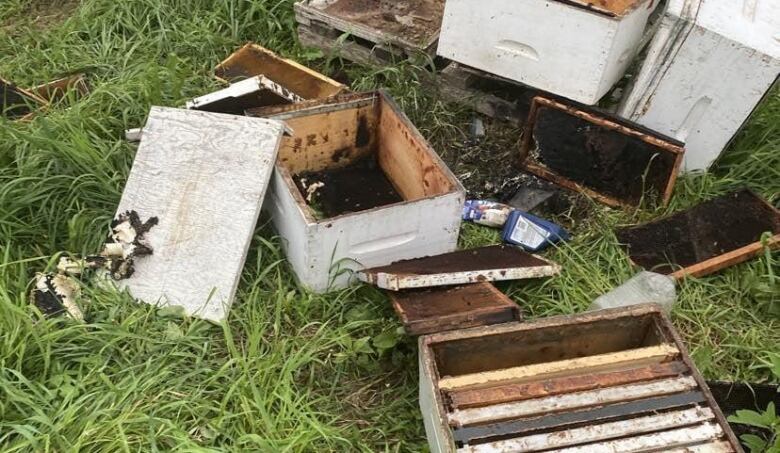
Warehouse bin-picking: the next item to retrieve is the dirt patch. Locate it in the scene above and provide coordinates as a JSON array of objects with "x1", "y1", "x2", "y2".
[
  {"x1": 1, "y1": 0, "x2": 80, "y2": 34},
  {"x1": 616, "y1": 190, "x2": 780, "y2": 274},
  {"x1": 294, "y1": 154, "x2": 403, "y2": 218},
  {"x1": 530, "y1": 104, "x2": 679, "y2": 206},
  {"x1": 315, "y1": 0, "x2": 444, "y2": 45},
  {"x1": 367, "y1": 245, "x2": 549, "y2": 275}
]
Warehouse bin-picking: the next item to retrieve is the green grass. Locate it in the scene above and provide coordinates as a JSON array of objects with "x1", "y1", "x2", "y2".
[{"x1": 1, "y1": 0, "x2": 778, "y2": 451}]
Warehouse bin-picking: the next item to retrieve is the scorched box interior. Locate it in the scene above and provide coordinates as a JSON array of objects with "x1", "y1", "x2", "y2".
[{"x1": 264, "y1": 91, "x2": 465, "y2": 293}]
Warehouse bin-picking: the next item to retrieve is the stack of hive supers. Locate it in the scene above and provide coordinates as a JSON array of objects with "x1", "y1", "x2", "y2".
[{"x1": 419, "y1": 305, "x2": 741, "y2": 452}]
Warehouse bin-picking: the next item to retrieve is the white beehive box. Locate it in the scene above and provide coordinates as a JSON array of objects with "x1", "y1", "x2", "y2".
[
  {"x1": 437, "y1": 0, "x2": 658, "y2": 105},
  {"x1": 618, "y1": 0, "x2": 780, "y2": 171},
  {"x1": 263, "y1": 92, "x2": 465, "y2": 293}
]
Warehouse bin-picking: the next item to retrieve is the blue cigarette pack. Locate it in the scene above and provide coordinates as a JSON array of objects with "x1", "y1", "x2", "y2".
[{"x1": 502, "y1": 210, "x2": 570, "y2": 252}]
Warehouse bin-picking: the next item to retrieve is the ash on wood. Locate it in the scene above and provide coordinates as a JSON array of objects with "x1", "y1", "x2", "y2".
[
  {"x1": 294, "y1": 154, "x2": 403, "y2": 218},
  {"x1": 358, "y1": 245, "x2": 560, "y2": 290},
  {"x1": 389, "y1": 282, "x2": 520, "y2": 335},
  {"x1": 616, "y1": 189, "x2": 780, "y2": 278},
  {"x1": 521, "y1": 96, "x2": 684, "y2": 208}
]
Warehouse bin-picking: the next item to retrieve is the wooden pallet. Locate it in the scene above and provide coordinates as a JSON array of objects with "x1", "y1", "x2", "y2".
[
  {"x1": 437, "y1": 62, "x2": 540, "y2": 125},
  {"x1": 294, "y1": 0, "x2": 439, "y2": 66}
]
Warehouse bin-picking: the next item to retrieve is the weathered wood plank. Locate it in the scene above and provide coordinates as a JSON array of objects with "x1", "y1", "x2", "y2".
[
  {"x1": 457, "y1": 408, "x2": 717, "y2": 452},
  {"x1": 448, "y1": 361, "x2": 689, "y2": 410},
  {"x1": 453, "y1": 391, "x2": 707, "y2": 443},
  {"x1": 545, "y1": 423, "x2": 727, "y2": 453},
  {"x1": 186, "y1": 76, "x2": 303, "y2": 115},
  {"x1": 116, "y1": 107, "x2": 286, "y2": 322},
  {"x1": 665, "y1": 441, "x2": 735, "y2": 453},
  {"x1": 448, "y1": 376, "x2": 698, "y2": 426},
  {"x1": 438, "y1": 344, "x2": 680, "y2": 391}
]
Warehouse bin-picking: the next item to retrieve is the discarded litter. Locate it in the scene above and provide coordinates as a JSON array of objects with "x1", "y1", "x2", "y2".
[
  {"x1": 502, "y1": 210, "x2": 569, "y2": 252},
  {"x1": 462, "y1": 200, "x2": 512, "y2": 228},
  {"x1": 589, "y1": 271, "x2": 676, "y2": 313},
  {"x1": 358, "y1": 244, "x2": 560, "y2": 290},
  {"x1": 520, "y1": 96, "x2": 685, "y2": 208},
  {"x1": 112, "y1": 106, "x2": 288, "y2": 322},
  {"x1": 31, "y1": 273, "x2": 84, "y2": 321},
  {"x1": 186, "y1": 76, "x2": 303, "y2": 115},
  {"x1": 418, "y1": 305, "x2": 741, "y2": 452},
  {"x1": 215, "y1": 42, "x2": 346, "y2": 100},
  {"x1": 617, "y1": 189, "x2": 780, "y2": 279},
  {"x1": 263, "y1": 91, "x2": 464, "y2": 293}
]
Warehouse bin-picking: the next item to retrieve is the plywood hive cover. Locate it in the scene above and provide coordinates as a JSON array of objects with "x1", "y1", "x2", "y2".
[{"x1": 115, "y1": 107, "x2": 287, "y2": 322}]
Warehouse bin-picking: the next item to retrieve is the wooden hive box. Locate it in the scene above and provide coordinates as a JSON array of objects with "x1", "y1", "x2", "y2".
[
  {"x1": 437, "y1": 0, "x2": 660, "y2": 105},
  {"x1": 419, "y1": 304, "x2": 742, "y2": 452},
  {"x1": 618, "y1": 0, "x2": 780, "y2": 171},
  {"x1": 262, "y1": 91, "x2": 465, "y2": 293}
]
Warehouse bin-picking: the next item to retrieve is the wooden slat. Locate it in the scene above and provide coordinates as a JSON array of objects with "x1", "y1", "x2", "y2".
[
  {"x1": 453, "y1": 391, "x2": 707, "y2": 443},
  {"x1": 448, "y1": 376, "x2": 698, "y2": 427},
  {"x1": 545, "y1": 423, "x2": 727, "y2": 453},
  {"x1": 666, "y1": 441, "x2": 735, "y2": 453},
  {"x1": 449, "y1": 361, "x2": 689, "y2": 409},
  {"x1": 457, "y1": 408, "x2": 717, "y2": 453},
  {"x1": 438, "y1": 344, "x2": 680, "y2": 391}
]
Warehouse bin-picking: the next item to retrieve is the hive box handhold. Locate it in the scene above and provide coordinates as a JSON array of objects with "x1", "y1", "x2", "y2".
[{"x1": 115, "y1": 107, "x2": 287, "y2": 322}]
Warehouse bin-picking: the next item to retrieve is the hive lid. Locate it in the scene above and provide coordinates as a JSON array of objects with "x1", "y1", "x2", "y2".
[
  {"x1": 115, "y1": 106, "x2": 287, "y2": 322},
  {"x1": 520, "y1": 96, "x2": 685, "y2": 208},
  {"x1": 358, "y1": 244, "x2": 560, "y2": 290}
]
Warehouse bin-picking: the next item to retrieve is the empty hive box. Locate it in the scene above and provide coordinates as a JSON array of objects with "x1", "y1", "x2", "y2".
[
  {"x1": 618, "y1": 0, "x2": 780, "y2": 171},
  {"x1": 214, "y1": 42, "x2": 346, "y2": 100},
  {"x1": 521, "y1": 96, "x2": 685, "y2": 208},
  {"x1": 419, "y1": 304, "x2": 741, "y2": 452},
  {"x1": 1, "y1": 77, "x2": 46, "y2": 120},
  {"x1": 264, "y1": 91, "x2": 464, "y2": 292},
  {"x1": 294, "y1": 0, "x2": 444, "y2": 64},
  {"x1": 617, "y1": 189, "x2": 780, "y2": 279},
  {"x1": 437, "y1": 0, "x2": 659, "y2": 104}
]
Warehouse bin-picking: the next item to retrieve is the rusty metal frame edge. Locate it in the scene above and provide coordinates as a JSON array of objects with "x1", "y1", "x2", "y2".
[{"x1": 519, "y1": 95, "x2": 685, "y2": 208}]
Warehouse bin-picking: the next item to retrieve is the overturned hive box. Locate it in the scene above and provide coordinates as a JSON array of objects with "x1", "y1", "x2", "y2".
[
  {"x1": 214, "y1": 42, "x2": 346, "y2": 100},
  {"x1": 437, "y1": 0, "x2": 659, "y2": 105},
  {"x1": 263, "y1": 91, "x2": 464, "y2": 292},
  {"x1": 294, "y1": 0, "x2": 444, "y2": 65},
  {"x1": 521, "y1": 96, "x2": 685, "y2": 208},
  {"x1": 419, "y1": 304, "x2": 741, "y2": 452}
]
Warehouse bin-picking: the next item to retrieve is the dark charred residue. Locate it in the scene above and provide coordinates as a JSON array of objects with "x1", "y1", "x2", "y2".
[
  {"x1": 355, "y1": 114, "x2": 371, "y2": 148},
  {"x1": 104, "y1": 210, "x2": 159, "y2": 280},
  {"x1": 331, "y1": 147, "x2": 351, "y2": 163},
  {"x1": 293, "y1": 137, "x2": 303, "y2": 153},
  {"x1": 31, "y1": 274, "x2": 67, "y2": 317}
]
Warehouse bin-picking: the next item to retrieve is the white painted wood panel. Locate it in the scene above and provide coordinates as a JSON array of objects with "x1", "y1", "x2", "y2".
[
  {"x1": 548, "y1": 422, "x2": 726, "y2": 453},
  {"x1": 437, "y1": 0, "x2": 657, "y2": 104},
  {"x1": 116, "y1": 107, "x2": 286, "y2": 322},
  {"x1": 618, "y1": 0, "x2": 780, "y2": 171},
  {"x1": 458, "y1": 407, "x2": 716, "y2": 452},
  {"x1": 448, "y1": 376, "x2": 698, "y2": 426}
]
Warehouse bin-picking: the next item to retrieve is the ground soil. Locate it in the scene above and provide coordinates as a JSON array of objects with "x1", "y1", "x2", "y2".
[
  {"x1": 1, "y1": 0, "x2": 79, "y2": 35},
  {"x1": 294, "y1": 154, "x2": 403, "y2": 218},
  {"x1": 316, "y1": 0, "x2": 444, "y2": 45},
  {"x1": 392, "y1": 283, "x2": 510, "y2": 319},
  {"x1": 616, "y1": 190, "x2": 780, "y2": 274},
  {"x1": 708, "y1": 381, "x2": 779, "y2": 444},
  {"x1": 367, "y1": 245, "x2": 549, "y2": 275},
  {"x1": 531, "y1": 105, "x2": 678, "y2": 206}
]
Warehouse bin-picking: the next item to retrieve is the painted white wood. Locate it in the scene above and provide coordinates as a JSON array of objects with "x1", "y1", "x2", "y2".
[
  {"x1": 618, "y1": 0, "x2": 780, "y2": 171},
  {"x1": 116, "y1": 107, "x2": 286, "y2": 322},
  {"x1": 185, "y1": 76, "x2": 303, "y2": 110},
  {"x1": 448, "y1": 376, "x2": 698, "y2": 426},
  {"x1": 266, "y1": 175, "x2": 464, "y2": 292},
  {"x1": 357, "y1": 259, "x2": 561, "y2": 291},
  {"x1": 546, "y1": 422, "x2": 726, "y2": 453},
  {"x1": 458, "y1": 407, "x2": 716, "y2": 452},
  {"x1": 666, "y1": 441, "x2": 735, "y2": 453},
  {"x1": 437, "y1": 0, "x2": 657, "y2": 104},
  {"x1": 419, "y1": 337, "x2": 456, "y2": 453}
]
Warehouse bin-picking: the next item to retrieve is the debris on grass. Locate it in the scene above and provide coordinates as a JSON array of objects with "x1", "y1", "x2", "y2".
[
  {"x1": 502, "y1": 210, "x2": 569, "y2": 252},
  {"x1": 589, "y1": 271, "x2": 676, "y2": 313},
  {"x1": 30, "y1": 273, "x2": 84, "y2": 320},
  {"x1": 0, "y1": 77, "x2": 46, "y2": 120}
]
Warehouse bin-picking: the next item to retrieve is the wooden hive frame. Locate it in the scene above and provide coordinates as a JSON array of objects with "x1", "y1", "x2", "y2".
[
  {"x1": 418, "y1": 304, "x2": 742, "y2": 452},
  {"x1": 520, "y1": 96, "x2": 685, "y2": 208},
  {"x1": 1, "y1": 77, "x2": 48, "y2": 121}
]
